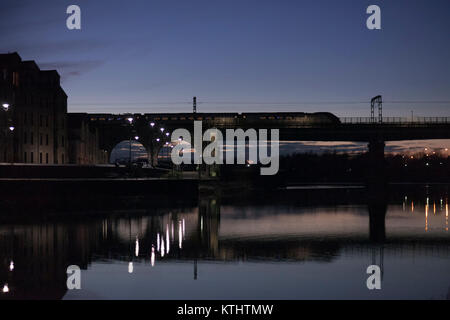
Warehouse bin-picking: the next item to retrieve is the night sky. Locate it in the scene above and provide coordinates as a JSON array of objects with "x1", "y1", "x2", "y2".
[{"x1": 1, "y1": 0, "x2": 449, "y2": 154}]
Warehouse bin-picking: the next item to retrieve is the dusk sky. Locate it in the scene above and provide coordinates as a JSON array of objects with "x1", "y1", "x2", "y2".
[{"x1": 1, "y1": 0, "x2": 449, "y2": 118}]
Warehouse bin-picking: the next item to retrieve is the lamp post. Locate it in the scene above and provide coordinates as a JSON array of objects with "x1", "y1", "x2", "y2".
[
  {"x1": 146, "y1": 121, "x2": 171, "y2": 168},
  {"x1": 127, "y1": 117, "x2": 134, "y2": 167},
  {"x1": 2, "y1": 102, "x2": 14, "y2": 163}
]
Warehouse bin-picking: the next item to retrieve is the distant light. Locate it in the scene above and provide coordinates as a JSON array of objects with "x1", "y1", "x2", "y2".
[
  {"x1": 8, "y1": 126, "x2": 14, "y2": 131},
  {"x1": 165, "y1": 132, "x2": 169, "y2": 136},
  {"x1": 127, "y1": 117, "x2": 133, "y2": 123},
  {"x1": 165, "y1": 142, "x2": 169, "y2": 145},
  {"x1": 151, "y1": 246, "x2": 155, "y2": 267},
  {"x1": 150, "y1": 122, "x2": 155, "y2": 127},
  {"x1": 426, "y1": 163, "x2": 429, "y2": 166},
  {"x1": 160, "y1": 128, "x2": 165, "y2": 132},
  {"x1": 135, "y1": 238, "x2": 139, "y2": 257},
  {"x1": 128, "y1": 262, "x2": 133, "y2": 274},
  {"x1": 2, "y1": 284, "x2": 8, "y2": 293},
  {"x1": 425, "y1": 148, "x2": 428, "y2": 151},
  {"x1": 156, "y1": 138, "x2": 160, "y2": 142},
  {"x1": 2, "y1": 103, "x2": 9, "y2": 110},
  {"x1": 9, "y1": 261, "x2": 14, "y2": 272},
  {"x1": 134, "y1": 136, "x2": 139, "y2": 140}
]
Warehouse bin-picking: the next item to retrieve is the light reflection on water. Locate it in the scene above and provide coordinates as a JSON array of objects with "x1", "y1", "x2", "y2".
[{"x1": 0, "y1": 184, "x2": 449, "y2": 300}]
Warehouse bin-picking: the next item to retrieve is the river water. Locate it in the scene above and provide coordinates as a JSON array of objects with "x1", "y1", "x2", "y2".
[{"x1": 0, "y1": 184, "x2": 449, "y2": 299}]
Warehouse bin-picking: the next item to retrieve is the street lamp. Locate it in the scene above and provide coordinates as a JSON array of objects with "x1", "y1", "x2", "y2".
[
  {"x1": 8, "y1": 126, "x2": 14, "y2": 131},
  {"x1": 2, "y1": 103, "x2": 9, "y2": 110},
  {"x1": 150, "y1": 122, "x2": 155, "y2": 127},
  {"x1": 134, "y1": 136, "x2": 139, "y2": 140},
  {"x1": 160, "y1": 128, "x2": 165, "y2": 132}
]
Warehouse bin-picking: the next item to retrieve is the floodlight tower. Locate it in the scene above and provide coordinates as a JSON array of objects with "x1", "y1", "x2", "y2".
[{"x1": 371, "y1": 95, "x2": 383, "y2": 123}]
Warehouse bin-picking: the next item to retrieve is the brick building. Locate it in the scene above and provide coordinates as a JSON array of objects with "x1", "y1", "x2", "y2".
[
  {"x1": 0, "y1": 52, "x2": 68, "y2": 164},
  {"x1": 68, "y1": 113, "x2": 108, "y2": 164}
]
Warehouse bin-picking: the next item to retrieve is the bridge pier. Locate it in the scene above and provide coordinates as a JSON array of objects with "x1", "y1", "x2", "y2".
[
  {"x1": 366, "y1": 139, "x2": 388, "y2": 242},
  {"x1": 367, "y1": 139, "x2": 386, "y2": 184}
]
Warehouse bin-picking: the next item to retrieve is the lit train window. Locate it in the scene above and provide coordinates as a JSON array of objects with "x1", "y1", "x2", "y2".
[{"x1": 260, "y1": 116, "x2": 266, "y2": 119}]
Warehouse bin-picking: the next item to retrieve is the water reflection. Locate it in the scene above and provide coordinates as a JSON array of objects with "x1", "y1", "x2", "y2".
[{"x1": 0, "y1": 184, "x2": 449, "y2": 299}]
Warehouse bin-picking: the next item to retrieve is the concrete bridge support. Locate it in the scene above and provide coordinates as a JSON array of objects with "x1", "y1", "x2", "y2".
[
  {"x1": 367, "y1": 139, "x2": 386, "y2": 184},
  {"x1": 366, "y1": 139, "x2": 388, "y2": 242}
]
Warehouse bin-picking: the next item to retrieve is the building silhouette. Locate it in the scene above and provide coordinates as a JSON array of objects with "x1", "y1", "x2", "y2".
[
  {"x1": 68, "y1": 113, "x2": 108, "y2": 164},
  {"x1": 0, "y1": 52, "x2": 68, "y2": 164}
]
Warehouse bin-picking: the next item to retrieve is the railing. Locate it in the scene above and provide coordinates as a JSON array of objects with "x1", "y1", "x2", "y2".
[
  {"x1": 339, "y1": 117, "x2": 450, "y2": 124},
  {"x1": 415, "y1": 117, "x2": 450, "y2": 123}
]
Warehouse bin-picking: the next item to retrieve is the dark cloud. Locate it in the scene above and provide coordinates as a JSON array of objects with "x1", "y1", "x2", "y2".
[{"x1": 38, "y1": 60, "x2": 105, "y2": 80}]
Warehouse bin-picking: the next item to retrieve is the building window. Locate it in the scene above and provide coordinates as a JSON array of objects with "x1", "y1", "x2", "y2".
[
  {"x1": 2, "y1": 69, "x2": 6, "y2": 80},
  {"x1": 61, "y1": 153, "x2": 64, "y2": 164},
  {"x1": 46, "y1": 153, "x2": 49, "y2": 164},
  {"x1": 12, "y1": 72, "x2": 19, "y2": 86},
  {"x1": 39, "y1": 115, "x2": 43, "y2": 127},
  {"x1": 39, "y1": 152, "x2": 42, "y2": 164},
  {"x1": 24, "y1": 132, "x2": 27, "y2": 144},
  {"x1": 40, "y1": 133, "x2": 43, "y2": 145},
  {"x1": 24, "y1": 152, "x2": 27, "y2": 163},
  {"x1": 30, "y1": 132, "x2": 34, "y2": 145},
  {"x1": 46, "y1": 116, "x2": 49, "y2": 127},
  {"x1": 24, "y1": 112, "x2": 27, "y2": 125},
  {"x1": 46, "y1": 134, "x2": 49, "y2": 145},
  {"x1": 61, "y1": 135, "x2": 65, "y2": 147},
  {"x1": 31, "y1": 112, "x2": 34, "y2": 125},
  {"x1": 30, "y1": 152, "x2": 34, "y2": 163}
]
